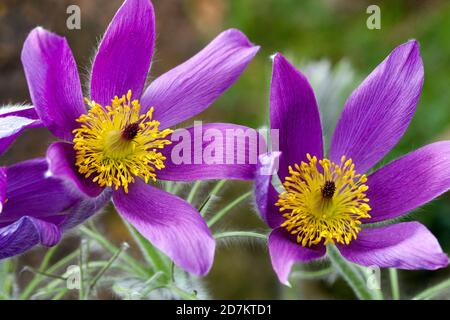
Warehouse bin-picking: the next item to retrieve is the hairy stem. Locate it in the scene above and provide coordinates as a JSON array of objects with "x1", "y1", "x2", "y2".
[
  {"x1": 389, "y1": 268, "x2": 400, "y2": 300},
  {"x1": 208, "y1": 191, "x2": 252, "y2": 227},
  {"x1": 214, "y1": 231, "x2": 267, "y2": 241},
  {"x1": 413, "y1": 278, "x2": 450, "y2": 300},
  {"x1": 327, "y1": 245, "x2": 377, "y2": 300}
]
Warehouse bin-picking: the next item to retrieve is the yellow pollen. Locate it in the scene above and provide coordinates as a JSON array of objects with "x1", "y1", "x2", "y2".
[
  {"x1": 72, "y1": 90, "x2": 173, "y2": 193},
  {"x1": 276, "y1": 154, "x2": 371, "y2": 247}
]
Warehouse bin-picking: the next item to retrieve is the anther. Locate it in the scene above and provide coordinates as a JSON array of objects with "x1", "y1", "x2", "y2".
[
  {"x1": 122, "y1": 123, "x2": 140, "y2": 140},
  {"x1": 322, "y1": 181, "x2": 336, "y2": 199}
]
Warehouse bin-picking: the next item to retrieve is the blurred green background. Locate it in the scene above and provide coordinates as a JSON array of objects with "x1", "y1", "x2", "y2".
[{"x1": 0, "y1": 0, "x2": 449, "y2": 299}]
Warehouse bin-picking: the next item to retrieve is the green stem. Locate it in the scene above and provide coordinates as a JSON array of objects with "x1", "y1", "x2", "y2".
[
  {"x1": 1, "y1": 259, "x2": 14, "y2": 298},
  {"x1": 20, "y1": 249, "x2": 82, "y2": 300},
  {"x1": 52, "y1": 288, "x2": 69, "y2": 300},
  {"x1": 80, "y1": 226, "x2": 149, "y2": 277},
  {"x1": 78, "y1": 240, "x2": 87, "y2": 300},
  {"x1": 187, "y1": 181, "x2": 202, "y2": 204},
  {"x1": 42, "y1": 261, "x2": 128, "y2": 293},
  {"x1": 167, "y1": 285, "x2": 198, "y2": 300},
  {"x1": 208, "y1": 191, "x2": 252, "y2": 227},
  {"x1": 84, "y1": 261, "x2": 118, "y2": 270},
  {"x1": 87, "y1": 243, "x2": 129, "y2": 297},
  {"x1": 19, "y1": 246, "x2": 58, "y2": 300},
  {"x1": 200, "y1": 180, "x2": 226, "y2": 216},
  {"x1": 214, "y1": 231, "x2": 267, "y2": 241},
  {"x1": 23, "y1": 267, "x2": 66, "y2": 280},
  {"x1": 31, "y1": 287, "x2": 69, "y2": 299},
  {"x1": 413, "y1": 278, "x2": 450, "y2": 300},
  {"x1": 290, "y1": 267, "x2": 334, "y2": 280},
  {"x1": 139, "y1": 271, "x2": 166, "y2": 298},
  {"x1": 389, "y1": 268, "x2": 400, "y2": 300},
  {"x1": 327, "y1": 245, "x2": 375, "y2": 300},
  {"x1": 164, "y1": 181, "x2": 174, "y2": 193},
  {"x1": 171, "y1": 183, "x2": 183, "y2": 195}
]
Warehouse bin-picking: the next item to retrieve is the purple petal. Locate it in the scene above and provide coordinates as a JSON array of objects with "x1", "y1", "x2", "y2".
[
  {"x1": 254, "y1": 153, "x2": 284, "y2": 228},
  {"x1": 0, "y1": 105, "x2": 39, "y2": 119},
  {"x1": 0, "y1": 157, "x2": 110, "y2": 230},
  {"x1": 0, "y1": 158, "x2": 79, "y2": 224},
  {"x1": 366, "y1": 141, "x2": 450, "y2": 223},
  {"x1": 140, "y1": 29, "x2": 259, "y2": 129},
  {"x1": 0, "y1": 105, "x2": 42, "y2": 155},
  {"x1": 0, "y1": 217, "x2": 61, "y2": 260},
  {"x1": 90, "y1": 0, "x2": 155, "y2": 105},
  {"x1": 21, "y1": 27, "x2": 85, "y2": 141},
  {"x1": 329, "y1": 40, "x2": 424, "y2": 173},
  {"x1": 46, "y1": 142, "x2": 104, "y2": 198},
  {"x1": 0, "y1": 167, "x2": 6, "y2": 213},
  {"x1": 270, "y1": 53, "x2": 323, "y2": 181},
  {"x1": 58, "y1": 189, "x2": 112, "y2": 230},
  {"x1": 112, "y1": 178, "x2": 215, "y2": 275},
  {"x1": 338, "y1": 222, "x2": 448, "y2": 270},
  {"x1": 269, "y1": 228, "x2": 326, "y2": 285},
  {"x1": 0, "y1": 116, "x2": 41, "y2": 155},
  {"x1": 158, "y1": 123, "x2": 263, "y2": 181}
]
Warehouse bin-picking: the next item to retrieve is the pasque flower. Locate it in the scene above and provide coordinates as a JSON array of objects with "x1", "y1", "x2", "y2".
[
  {"x1": 0, "y1": 158, "x2": 109, "y2": 259},
  {"x1": 255, "y1": 41, "x2": 450, "y2": 284},
  {"x1": 21, "y1": 0, "x2": 259, "y2": 275}
]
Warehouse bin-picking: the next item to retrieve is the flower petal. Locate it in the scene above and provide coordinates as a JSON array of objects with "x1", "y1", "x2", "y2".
[
  {"x1": 0, "y1": 217, "x2": 61, "y2": 260},
  {"x1": 0, "y1": 158, "x2": 79, "y2": 224},
  {"x1": 255, "y1": 153, "x2": 284, "y2": 228},
  {"x1": 58, "y1": 189, "x2": 112, "y2": 230},
  {"x1": 112, "y1": 178, "x2": 215, "y2": 275},
  {"x1": 0, "y1": 105, "x2": 39, "y2": 119},
  {"x1": 0, "y1": 105, "x2": 42, "y2": 155},
  {"x1": 0, "y1": 167, "x2": 6, "y2": 213},
  {"x1": 140, "y1": 29, "x2": 259, "y2": 129},
  {"x1": 158, "y1": 123, "x2": 263, "y2": 181},
  {"x1": 365, "y1": 141, "x2": 450, "y2": 223},
  {"x1": 21, "y1": 27, "x2": 85, "y2": 141},
  {"x1": 0, "y1": 116, "x2": 41, "y2": 155},
  {"x1": 329, "y1": 40, "x2": 424, "y2": 173},
  {"x1": 337, "y1": 222, "x2": 448, "y2": 270},
  {"x1": 90, "y1": 0, "x2": 155, "y2": 105},
  {"x1": 270, "y1": 53, "x2": 323, "y2": 181},
  {"x1": 46, "y1": 142, "x2": 104, "y2": 198},
  {"x1": 269, "y1": 228, "x2": 326, "y2": 285}
]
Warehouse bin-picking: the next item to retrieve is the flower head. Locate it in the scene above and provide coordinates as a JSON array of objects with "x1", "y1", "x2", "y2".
[
  {"x1": 277, "y1": 154, "x2": 371, "y2": 247},
  {"x1": 21, "y1": 0, "x2": 259, "y2": 275},
  {"x1": 73, "y1": 91, "x2": 173, "y2": 192},
  {"x1": 255, "y1": 42, "x2": 450, "y2": 284}
]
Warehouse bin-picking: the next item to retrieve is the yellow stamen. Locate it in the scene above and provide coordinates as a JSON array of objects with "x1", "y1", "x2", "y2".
[
  {"x1": 276, "y1": 154, "x2": 371, "y2": 247},
  {"x1": 72, "y1": 90, "x2": 173, "y2": 193}
]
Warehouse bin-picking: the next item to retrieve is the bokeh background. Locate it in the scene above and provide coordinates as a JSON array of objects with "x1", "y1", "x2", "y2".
[{"x1": 0, "y1": 0, "x2": 449, "y2": 299}]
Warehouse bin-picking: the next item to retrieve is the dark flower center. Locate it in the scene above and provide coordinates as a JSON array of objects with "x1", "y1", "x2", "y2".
[
  {"x1": 122, "y1": 122, "x2": 140, "y2": 140},
  {"x1": 322, "y1": 180, "x2": 336, "y2": 199}
]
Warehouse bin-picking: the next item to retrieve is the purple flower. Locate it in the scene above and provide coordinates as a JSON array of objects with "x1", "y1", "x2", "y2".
[
  {"x1": 255, "y1": 41, "x2": 450, "y2": 284},
  {"x1": 20, "y1": 0, "x2": 259, "y2": 275},
  {"x1": 0, "y1": 158, "x2": 109, "y2": 259}
]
